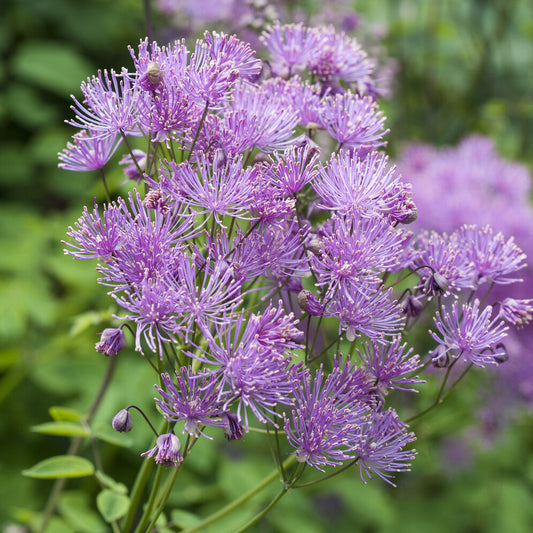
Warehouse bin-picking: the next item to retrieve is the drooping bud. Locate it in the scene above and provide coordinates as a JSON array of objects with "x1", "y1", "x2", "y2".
[
  {"x1": 221, "y1": 412, "x2": 244, "y2": 441},
  {"x1": 112, "y1": 409, "x2": 133, "y2": 432},
  {"x1": 431, "y1": 345, "x2": 452, "y2": 368},
  {"x1": 297, "y1": 290, "x2": 324, "y2": 316},
  {"x1": 493, "y1": 343, "x2": 509, "y2": 364},
  {"x1": 95, "y1": 327, "x2": 126, "y2": 356},
  {"x1": 401, "y1": 294, "x2": 424, "y2": 317},
  {"x1": 119, "y1": 149, "x2": 147, "y2": 184},
  {"x1": 424, "y1": 272, "x2": 449, "y2": 297}
]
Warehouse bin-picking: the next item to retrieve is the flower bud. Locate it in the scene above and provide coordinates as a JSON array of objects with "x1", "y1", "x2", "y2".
[
  {"x1": 222, "y1": 412, "x2": 244, "y2": 441},
  {"x1": 297, "y1": 290, "x2": 323, "y2": 316},
  {"x1": 112, "y1": 409, "x2": 133, "y2": 432},
  {"x1": 95, "y1": 328, "x2": 126, "y2": 356},
  {"x1": 401, "y1": 294, "x2": 424, "y2": 317},
  {"x1": 424, "y1": 272, "x2": 449, "y2": 297},
  {"x1": 431, "y1": 345, "x2": 452, "y2": 368},
  {"x1": 493, "y1": 343, "x2": 509, "y2": 364}
]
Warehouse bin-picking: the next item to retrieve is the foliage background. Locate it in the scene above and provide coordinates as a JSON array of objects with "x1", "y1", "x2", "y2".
[{"x1": 1, "y1": 0, "x2": 532, "y2": 531}]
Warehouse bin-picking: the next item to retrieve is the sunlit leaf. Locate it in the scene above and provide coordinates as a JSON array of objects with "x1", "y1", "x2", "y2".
[
  {"x1": 31, "y1": 421, "x2": 90, "y2": 437},
  {"x1": 22, "y1": 456, "x2": 94, "y2": 479},
  {"x1": 96, "y1": 490, "x2": 130, "y2": 522}
]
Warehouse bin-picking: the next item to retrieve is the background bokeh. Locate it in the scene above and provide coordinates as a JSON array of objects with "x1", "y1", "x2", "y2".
[{"x1": 1, "y1": 0, "x2": 532, "y2": 531}]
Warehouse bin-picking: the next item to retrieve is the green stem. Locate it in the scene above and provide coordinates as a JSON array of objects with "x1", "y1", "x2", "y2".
[
  {"x1": 121, "y1": 419, "x2": 168, "y2": 532},
  {"x1": 133, "y1": 464, "x2": 164, "y2": 533},
  {"x1": 99, "y1": 168, "x2": 111, "y2": 203},
  {"x1": 236, "y1": 462, "x2": 306, "y2": 532},
  {"x1": 181, "y1": 456, "x2": 296, "y2": 533},
  {"x1": 38, "y1": 356, "x2": 119, "y2": 533}
]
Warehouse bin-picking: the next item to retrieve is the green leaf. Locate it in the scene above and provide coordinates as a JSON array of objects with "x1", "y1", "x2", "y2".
[
  {"x1": 49, "y1": 406, "x2": 82, "y2": 422},
  {"x1": 59, "y1": 491, "x2": 107, "y2": 533},
  {"x1": 170, "y1": 509, "x2": 202, "y2": 530},
  {"x1": 31, "y1": 421, "x2": 90, "y2": 437},
  {"x1": 96, "y1": 489, "x2": 130, "y2": 522},
  {"x1": 22, "y1": 455, "x2": 94, "y2": 479},
  {"x1": 94, "y1": 471, "x2": 128, "y2": 494},
  {"x1": 11, "y1": 40, "x2": 94, "y2": 96}
]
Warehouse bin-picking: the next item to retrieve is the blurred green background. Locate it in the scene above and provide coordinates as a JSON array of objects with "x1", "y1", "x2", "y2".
[{"x1": 1, "y1": 0, "x2": 533, "y2": 531}]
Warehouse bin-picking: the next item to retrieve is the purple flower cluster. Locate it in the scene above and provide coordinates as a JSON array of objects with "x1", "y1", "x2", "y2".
[
  {"x1": 397, "y1": 136, "x2": 533, "y2": 422},
  {"x1": 61, "y1": 29, "x2": 527, "y2": 489}
]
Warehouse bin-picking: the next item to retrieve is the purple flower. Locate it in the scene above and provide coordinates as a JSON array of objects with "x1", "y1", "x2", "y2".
[
  {"x1": 114, "y1": 276, "x2": 188, "y2": 355},
  {"x1": 58, "y1": 130, "x2": 121, "y2": 171},
  {"x1": 261, "y1": 22, "x2": 321, "y2": 78},
  {"x1": 263, "y1": 144, "x2": 319, "y2": 196},
  {"x1": 203, "y1": 31, "x2": 261, "y2": 81},
  {"x1": 311, "y1": 214, "x2": 407, "y2": 299},
  {"x1": 306, "y1": 25, "x2": 375, "y2": 93},
  {"x1": 351, "y1": 408, "x2": 416, "y2": 486},
  {"x1": 186, "y1": 31, "x2": 260, "y2": 105},
  {"x1": 165, "y1": 153, "x2": 256, "y2": 224},
  {"x1": 95, "y1": 327, "x2": 127, "y2": 356},
  {"x1": 200, "y1": 309, "x2": 302, "y2": 429},
  {"x1": 410, "y1": 230, "x2": 476, "y2": 294},
  {"x1": 498, "y1": 298, "x2": 533, "y2": 327},
  {"x1": 156, "y1": 369, "x2": 224, "y2": 438},
  {"x1": 64, "y1": 201, "x2": 125, "y2": 262},
  {"x1": 284, "y1": 357, "x2": 371, "y2": 471},
  {"x1": 314, "y1": 150, "x2": 407, "y2": 219},
  {"x1": 357, "y1": 339, "x2": 423, "y2": 393},
  {"x1": 327, "y1": 286, "x2": 406, "y2": 344},
  {"x1": 216, "y1": 81, "x2": 299, "y2": 154},
  {"x1": 137, "y1": 82, "x2": 197, "y2": 145},
  {"x1": 129, "y1": 38, "x2": 189, "y2": 92},
  {"x1": 430, "y1": 299, "x2": 509, "y2": 367},
  {"x1": 458, "y1": 225, "x2": 527, "y2": 286},
  {"x1": 141, "y1": 432, "x2": 182, "y2": 467},
  {"x1": 319, "y1": 92, "x2": 387, "y2": 150},
  {"x1": 174, "y1": 255, "x2": 243, "y2": 332},
  {"x1": 67, "y1": 68, "x2": 141, "y2": 138}
]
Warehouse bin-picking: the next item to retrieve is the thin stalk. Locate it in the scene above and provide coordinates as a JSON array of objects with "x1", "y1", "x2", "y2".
[
  {"x1": 133, "y1": 464, "x2": 164, "y2": 533},
  {"x1": 236, "y1": 462, "x2": 306, "y2": 533},
  {"x1": 181, "y1": 456, "x2": 296, "y2": 533},
  {"x1": 38, "y1": 356, "x2": 119, "y2": 533},
  {"x1": 99, "y1": 168, "x2": 111, "y2": 202},
  {"x1": 121, "y1": 418, "x2": 169, "y2": 532}
]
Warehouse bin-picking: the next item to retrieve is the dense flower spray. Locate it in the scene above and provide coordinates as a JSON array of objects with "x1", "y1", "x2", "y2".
[{"x1": 50, "y1": 25, "x2": 531, "y2": 531}]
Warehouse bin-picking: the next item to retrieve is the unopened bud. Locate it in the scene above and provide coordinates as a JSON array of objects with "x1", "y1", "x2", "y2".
[
  {"x1": 493, "y1": 343, "x2": 509, "y2": 364},
  {"x1": 112, "y1": 409, "x2": 133, "y2": 432},
  {"x1": 424, "y1": 272, "x2": 449, "y2": 297},
  {"x1": 222, "y1": 412, "x2": 244, "y2": 441},
  {"x1": 297, "y1": 290, "x2": 323, "y2": 316},
  {"x1": 401, "y1": 294, "x2": 424, "y2": 317},
  {"x1": 431, "y1": 345, "x2": 452, "y2": 368},
  {"x1": 95, "y1": 328, "x2": 126, "y2": 356}
]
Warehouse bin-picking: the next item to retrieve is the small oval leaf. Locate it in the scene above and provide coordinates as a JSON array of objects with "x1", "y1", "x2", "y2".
[
  {"x1": 96, "y1": 490, "x2": 130, "y2": 522},
  {"x1": 49, "y1": 406, "x2": 82, "y2": 422},
  {"x1": 22, "y1": 456, "x2": 94, "y2": 479},
  {"x1": 94, "y1": 471, "x2": 128, "y2": 494},
  {"x1": 31, "y1": 421, "x2": 90, "y2": 437}
]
